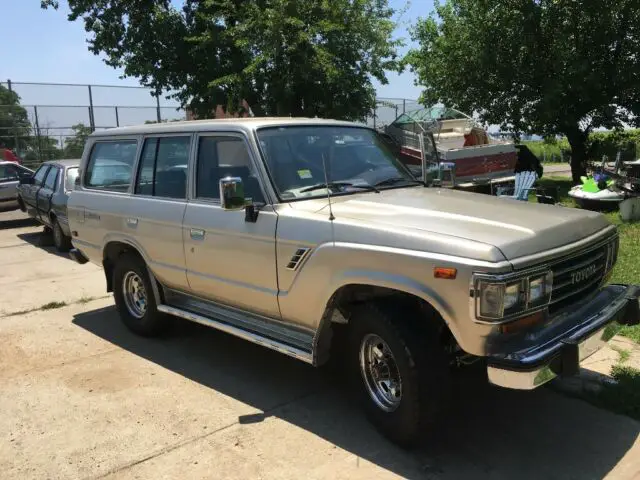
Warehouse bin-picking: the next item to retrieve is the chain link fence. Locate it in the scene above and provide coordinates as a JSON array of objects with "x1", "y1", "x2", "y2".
[
  {"x1": 0, "y1": 80, "x2": 417, "y2": 168},
  {"x1": 0, "y1": 80, "x2": 185, "y2": 168}
]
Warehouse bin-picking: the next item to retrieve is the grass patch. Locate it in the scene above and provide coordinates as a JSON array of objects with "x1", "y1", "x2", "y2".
[
  {"x1": 4, "y1": 300, "x2": 67, "y2": 317},
  {"x1": 611, "y1": 345, "x2": 632, "y2": 364},
  {"x1": 40, "y1": 301, "x2": 67, "y2": 310},
  {"x1": 77, "y1": 296, "x2": 97, "y2": 304},
  {"x1": 586, "y1": 366, "x2": 640, "y2": 421}
]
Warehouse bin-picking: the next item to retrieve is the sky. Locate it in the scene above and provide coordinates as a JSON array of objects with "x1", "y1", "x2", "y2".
[{"x1": 2, "y1": 0, "x2": 431, "y2": 108}]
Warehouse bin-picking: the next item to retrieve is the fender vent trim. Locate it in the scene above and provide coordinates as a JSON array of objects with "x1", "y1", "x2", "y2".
[{"x1": 286, "y1": 248, "x2": 311, "y2": 270}]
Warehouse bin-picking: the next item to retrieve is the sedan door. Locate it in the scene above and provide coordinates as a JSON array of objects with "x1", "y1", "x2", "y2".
[
  {"x1": 36, "y1": 166, "x2": 60, "y2": 225},
  {"x1": 21, "y1": 164, "x2": 50, "y2": 216}
]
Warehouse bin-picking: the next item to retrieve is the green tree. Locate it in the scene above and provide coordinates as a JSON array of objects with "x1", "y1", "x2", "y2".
[
  {"x1": 405, "y1": 0, "x2": 640, "y2": 183},
  {"x1": 42, "y1": 0, "x2": 401, "y2": 122},
  {"x1": 23, "y1": 136, "x2": 64, "y2": 162},
  {"x1": 63, "y1": 123, "x2": 92, "y2": 158},
  {"x1": 0, "y1": 84, "x2": 31, "y2": 153}
]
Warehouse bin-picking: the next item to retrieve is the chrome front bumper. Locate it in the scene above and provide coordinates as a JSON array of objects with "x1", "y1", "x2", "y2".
[{"x1": 487, "y1": 284, "x2": 640, "y2": 390}]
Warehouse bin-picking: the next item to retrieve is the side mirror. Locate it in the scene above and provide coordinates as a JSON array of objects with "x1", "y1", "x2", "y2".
[
  {"x1": 19, "y1": 176, "x2": 34, "y2": 185},
  {"x1": 219, "y1": 176, "x2": 246, "y2": 210}
]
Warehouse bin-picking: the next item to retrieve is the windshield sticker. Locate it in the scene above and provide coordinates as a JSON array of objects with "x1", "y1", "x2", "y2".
[{"x1": 297, "y1": 169, "x2": 313, "y2": 179}]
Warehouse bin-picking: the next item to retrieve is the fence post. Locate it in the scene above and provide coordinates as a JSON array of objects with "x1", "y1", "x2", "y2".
[
  {"x1": 115, "y1": 106, "x2": 120, "y2": 127},
  {"x1": 403, "y1": 98, "x2": 406, "y2": 115},
  {"x1": 156, "y1": 94, "x2": 161, "y2": 123},
  {"x1": 33, "y1": 105, "x2": 42, "y2": 162},
  {"x1": 87, "y1": 85, "x2": 96, "y2": 132},
  {"x1": 6, "y1": 79, "x2": 21, "y2": 154}
]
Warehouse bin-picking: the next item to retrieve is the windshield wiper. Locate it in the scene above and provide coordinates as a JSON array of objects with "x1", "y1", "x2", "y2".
[
  {"x1": 299, "y1": 181, "x2": 379, "y2": 193},
  {"x1": 374, "y1": 177, "x2": 422, "y2": 187}
]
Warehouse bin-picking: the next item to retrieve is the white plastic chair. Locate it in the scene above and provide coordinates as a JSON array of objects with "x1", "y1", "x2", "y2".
[{"x1": 496, "y1": 171, "x2": 538, "y2": 201}]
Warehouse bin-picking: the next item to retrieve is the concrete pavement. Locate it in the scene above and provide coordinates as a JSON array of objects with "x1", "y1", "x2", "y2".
[
  {"x1": 1, "y1": 209, "x2": 639, "y2": 479},
  {"x1": 0, "y1": 210, "x2": 106, "y2": 316}
]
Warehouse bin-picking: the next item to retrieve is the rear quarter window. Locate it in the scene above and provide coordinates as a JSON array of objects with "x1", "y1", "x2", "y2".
[{"x1": 84, "y1": 140, "x2": 138, "y2": 192}]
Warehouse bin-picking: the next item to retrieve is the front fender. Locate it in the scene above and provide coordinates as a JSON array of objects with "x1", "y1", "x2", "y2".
[
  {"x1": 277, "y1": 241, "x2": 504, "y2": 347},
  {"x1": 328, "y1": 269, "x2": 456, "y2": 328}
]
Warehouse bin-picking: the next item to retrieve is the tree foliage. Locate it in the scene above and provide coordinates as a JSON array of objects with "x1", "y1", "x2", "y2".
[
  {"x1": 0, "y1": 85, "x2": 31, "y2": 151},
  {"x1": 42, "y1": 0, "x2": 401, "y2": 121},
  {"x1": 63, "y1": 123, "x2": 92, "y2": 158},
  {"x1": 405, "y1": 0, "x2": 640, "y2": 182}
]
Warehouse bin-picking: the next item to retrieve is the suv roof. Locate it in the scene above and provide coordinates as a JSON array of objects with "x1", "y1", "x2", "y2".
[{"x1": 89, "y1": 117, "x2": 364, "y2": 138}]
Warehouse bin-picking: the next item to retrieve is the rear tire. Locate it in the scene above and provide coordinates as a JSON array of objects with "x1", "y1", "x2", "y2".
[
  {"x1": 348, "y1": 301, "x2": 451, "y2": 447},
  {"x1": 113, "y1": 253, "x2": 169, "y2": 337},
  {"x1": 52, "y1": 219, "x2": 72, "y2": 252}
]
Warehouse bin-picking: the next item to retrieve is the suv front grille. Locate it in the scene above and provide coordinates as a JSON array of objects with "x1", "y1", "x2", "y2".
[{"x1": 548, "y1": 235, "x2": 619, "y2": 314}]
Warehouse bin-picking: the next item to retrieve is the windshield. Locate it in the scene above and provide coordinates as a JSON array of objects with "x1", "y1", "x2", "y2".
[
  {"x1": 65, "y1": 167, "x2": 79, "y2": 191},
  {"x1": 256, "y1": 126, "x2": 418, "y2": 200}
]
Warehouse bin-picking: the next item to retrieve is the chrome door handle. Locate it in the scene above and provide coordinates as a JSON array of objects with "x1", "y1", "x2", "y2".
[
  {"x1": 126, "y1": 217, "x2": 138, "y2": 227},
  {"x1": 190, "y1": 228, "x2": 205, "y2": 240}
]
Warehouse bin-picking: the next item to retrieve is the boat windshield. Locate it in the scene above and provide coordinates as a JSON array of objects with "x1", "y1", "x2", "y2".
[{"x1": 256, "y1": 125, "x2": 419, "y2": 201}]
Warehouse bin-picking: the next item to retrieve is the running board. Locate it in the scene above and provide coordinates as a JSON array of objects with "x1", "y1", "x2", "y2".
[{"x1": 156, "y1": 304, "x2": 313, "y2": 364}]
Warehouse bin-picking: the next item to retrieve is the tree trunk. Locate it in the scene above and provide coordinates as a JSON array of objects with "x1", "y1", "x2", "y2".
[{"x1": 565, "y1": 129, "x2": 589, "y2": 184}]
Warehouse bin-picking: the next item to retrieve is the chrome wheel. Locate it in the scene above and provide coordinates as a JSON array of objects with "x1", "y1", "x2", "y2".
[
  {"x1": 359, "y1": 333, "x2": 402, "y2": 412},
  {"x1": 122, "y1": 271, "x2": 148, "y2": 319}
]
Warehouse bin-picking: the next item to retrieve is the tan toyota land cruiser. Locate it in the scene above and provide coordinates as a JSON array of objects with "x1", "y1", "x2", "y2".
[{"x1": 67, "y1": 118, "x2": 640, "y2": 446}]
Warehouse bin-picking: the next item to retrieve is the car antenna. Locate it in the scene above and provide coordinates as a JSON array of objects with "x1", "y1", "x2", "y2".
[{"x1": 322, "y1": 153, "x2": 335, "y2": 221}]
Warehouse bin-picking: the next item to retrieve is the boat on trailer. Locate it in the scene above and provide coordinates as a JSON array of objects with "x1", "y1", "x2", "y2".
[{"x1": 383, "y1": 106, "x2": 518, "y2": 187}]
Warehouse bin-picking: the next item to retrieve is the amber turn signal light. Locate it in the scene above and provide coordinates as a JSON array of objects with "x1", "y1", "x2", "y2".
[
  {"x1": 434, "y1": 267, "x2": 457, "y2": 280},
  {"x1": 499, "y1": 310, "x2": 545, "y2": 334}
]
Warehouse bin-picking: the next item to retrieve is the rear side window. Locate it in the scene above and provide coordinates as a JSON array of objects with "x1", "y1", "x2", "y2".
[
  {"x1": 134, "y1": 136, "x2": 189, "y2": 199},
  {"x1": 33, "y1": 165, "x2": 49, "y2": 186},
  {"x1": 85, "y1": 140, "x2": 138, "y2": 192},
  {"x1": 43, "y1": 166, "x2": 59, "y2": 190}
]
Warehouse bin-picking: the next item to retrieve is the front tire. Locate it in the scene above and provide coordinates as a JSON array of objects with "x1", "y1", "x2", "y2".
[
  {"x1": 348, "y1": 301, "x2": 451, "y2": 447},
  {"x1": 113, "y1": 253, "x2": 169, "y2": 337}
]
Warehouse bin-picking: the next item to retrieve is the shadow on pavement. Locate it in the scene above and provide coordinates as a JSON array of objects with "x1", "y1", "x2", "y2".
[
  {"x1": 16, "y1": 231, "x2": 71, "y2": 260},
  {"x1": 73, "y1": 306, "x2": 640, "y2": 479},
  {"x1": 0, "y1": 216, "x2": 38, "y2": 230}
]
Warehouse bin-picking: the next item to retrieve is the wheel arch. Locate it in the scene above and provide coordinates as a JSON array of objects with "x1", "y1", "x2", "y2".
[
  {"x1": 313, "y1": 282, "x2": 457, "y2": 366},
  {"x1": 102, "y1": 240, "x2": 164, "y2": 306},
  {"x1": 102, "y1": 240, "x2": 147, "y2": 293}
]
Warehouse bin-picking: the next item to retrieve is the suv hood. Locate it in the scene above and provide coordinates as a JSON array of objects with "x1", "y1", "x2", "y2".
[{"x1": 297, "y1": 187, "x2": 612, "y2": 261}]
